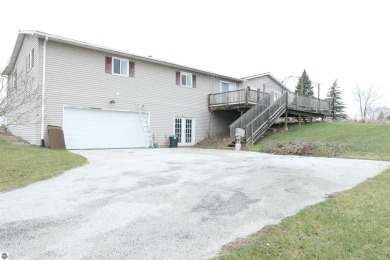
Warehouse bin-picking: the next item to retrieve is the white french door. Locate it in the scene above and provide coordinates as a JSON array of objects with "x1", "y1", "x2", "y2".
[{"x1": 174, "y1": 117, "x2": 195, "y2": 145}]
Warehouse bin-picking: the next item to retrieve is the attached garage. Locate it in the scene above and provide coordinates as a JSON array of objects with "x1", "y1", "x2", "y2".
[{"x1": 63, "y1": 107, "x2": 146, "y2": 149}]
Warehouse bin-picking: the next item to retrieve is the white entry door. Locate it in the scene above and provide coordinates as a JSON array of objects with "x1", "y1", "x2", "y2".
[
  {"x1": 174, "y1": 117, "x2": 195, "y2": 145},
  {"x1": 63, "y1": 107, "x2": 146, "y2": 149}
]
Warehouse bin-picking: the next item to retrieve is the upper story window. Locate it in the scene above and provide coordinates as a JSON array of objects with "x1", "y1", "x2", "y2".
[
  {"x1": 112, "y1": 57, "x2": 129, "y2": 77},
  {"x1": 27, "y1": 49, "x2": 34, "y2": 72},
  {"x1": 176, "y1": 71, "x2": 196, "y2": 88},
  {"x1": 105, "y1": 56, "x2": 135, "y2": 77},
  {"x1": 13, "y1": 69, "x2": 18, "y2": 89},
  {"x1": 181, "y1": 72, "x2": 192, "y2": 87}
]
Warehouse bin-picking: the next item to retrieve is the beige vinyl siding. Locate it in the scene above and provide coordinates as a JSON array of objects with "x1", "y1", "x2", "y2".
[
  {"x1": 43, "y1": 40, "x2": 240, "y2": 146},
  {"x1": 244, "y1": 75, "x2": 285, "y2": 94},
  {"x1": 7, "y1": 35, "x2": 40, "y2": 145}
]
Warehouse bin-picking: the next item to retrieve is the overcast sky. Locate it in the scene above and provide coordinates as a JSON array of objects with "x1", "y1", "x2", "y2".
[{"x1": 1, "y1": 0, "x2": 389, "y2": 118}]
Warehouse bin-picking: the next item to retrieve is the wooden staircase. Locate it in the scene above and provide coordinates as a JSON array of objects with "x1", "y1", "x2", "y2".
[{"x1": 229, "y1": 92, "x2": 287, "y2": 145}]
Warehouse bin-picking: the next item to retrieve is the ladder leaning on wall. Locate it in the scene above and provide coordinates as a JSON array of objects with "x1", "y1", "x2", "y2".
[{"x1": 138, "y1": 105, "x2": 154, "y2": 148}]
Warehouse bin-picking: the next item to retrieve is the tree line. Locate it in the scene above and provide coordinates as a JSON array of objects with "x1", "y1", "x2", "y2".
[{"x1": 294, "y1": 69, "x2": 387, "y2": 122}]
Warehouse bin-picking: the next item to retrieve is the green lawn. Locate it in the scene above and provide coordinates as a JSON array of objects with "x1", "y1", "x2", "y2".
[
  {"x1": 0, "y1": 139, "x2": 86, "y2": 191},
  {"x1": 251, "y1": 122, "x2": 390, "y2": 161},
  {"x1": 219, "y1": 122, "x2": 390, "y2": 259}
]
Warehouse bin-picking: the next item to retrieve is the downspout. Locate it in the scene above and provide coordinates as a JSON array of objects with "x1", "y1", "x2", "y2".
[{"x1": 41, "y1": 36, "x2": 48, "y2": 147}]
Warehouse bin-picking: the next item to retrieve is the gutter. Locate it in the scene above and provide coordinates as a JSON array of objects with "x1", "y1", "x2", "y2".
[{"x1": 41, "y1": 36, "x2": 48, "y2": 147}]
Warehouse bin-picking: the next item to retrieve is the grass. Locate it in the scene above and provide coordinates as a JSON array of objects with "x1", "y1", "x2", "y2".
[
  {"x1": 218, "y1": 121, "x2": 390, "y2": 259},
  {"x1": 251, "y1": 121, "x2": 390, "y2": 161},
  {"x1": 220, "y1": 169, "x2": 390, "y2": 259},
  {"x1": 0, "y1": 138, "x2": 86, "y2": 192}
]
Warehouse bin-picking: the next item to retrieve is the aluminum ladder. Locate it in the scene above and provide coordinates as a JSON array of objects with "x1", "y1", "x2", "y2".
[{"x1": 138, "y1": 105, "x2": 153, "y2": 148}]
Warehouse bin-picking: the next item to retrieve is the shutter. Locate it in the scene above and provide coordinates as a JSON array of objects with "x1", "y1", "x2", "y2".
[
  {"x1": 129, "y1": 61, "x2": 135, "y2": 77},
  {"x1": 31, "y1": 48, "x2": 35, "y2": 68},
  {"x1": 105, "y1": 57, "x2": 112, "y2": 73},
  {"x1": 192, "y1": 75, "x2": 196, "y2": 88},
  {"x1": 176, "y1": 71, "x2": 180, "y2": 85}
]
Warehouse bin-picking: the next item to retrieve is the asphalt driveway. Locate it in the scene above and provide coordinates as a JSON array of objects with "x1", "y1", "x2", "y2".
[{"x1": 1, "y1": 148, "x2": 389, "y2": 259}]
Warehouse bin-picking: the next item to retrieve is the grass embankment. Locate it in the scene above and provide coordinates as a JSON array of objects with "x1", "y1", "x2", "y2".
[
  {"x1": 251, "y1": 122, "x2": 390, "y2": 161},
  {"x1": 219, "y1": 122, "x2": 390, "y2": 259},
  {"x1": 0, "y1": 138, "x2": 86, "y2": 192}
]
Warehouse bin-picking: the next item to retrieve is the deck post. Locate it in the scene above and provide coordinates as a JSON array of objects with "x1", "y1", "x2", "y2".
[
  {"x1": 318, "y1": 96, "x2": 321, "y2": 112},
  {"x1": 251, "y1": 123, "x2": 254, "y2": 145},
  {"x1": 296, "y1": 93, "x2": 299, "y2": 110},
  {"x1": 296, "y1": 93, "x2": 300, "y2": 125},
  {"x1": 267, "y1": 108, "x2": 270, "y2": 128},
  {"x1": 308, "y1": 96, "x2": 311, "y2": 111},
  {"x1": 257, "y1": 89, "x2": 260, "y2": 103},
  {"x1": 319, "y1": 99, "x2": 321, "y2": 113},
  {"x1": 245, "y1": 86, "x2": 249, "y2": 106},
  {"x1": 284, "y1": 93, "x2": 288, "y2": 130},
  {"x1": 226, "y1": 92, "x2": 229, "y2": 106}
]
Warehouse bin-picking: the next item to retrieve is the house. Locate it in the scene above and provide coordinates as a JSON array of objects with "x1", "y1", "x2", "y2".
[{"x1": 2, "y1": 31, "x2": 329, "y2": 149}]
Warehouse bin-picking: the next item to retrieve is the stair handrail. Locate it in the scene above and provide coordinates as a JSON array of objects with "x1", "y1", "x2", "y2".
[
  {"x1": 245, "y1": 92, "x2": 287, "y2": 144},
  {"x1": 229, "y1": 92, "x2": 270, "y2": 140}
]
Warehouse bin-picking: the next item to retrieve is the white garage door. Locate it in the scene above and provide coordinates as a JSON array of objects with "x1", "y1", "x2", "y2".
[{"x1": 63, "y1": 107, "x2": 146, "y2": 149}]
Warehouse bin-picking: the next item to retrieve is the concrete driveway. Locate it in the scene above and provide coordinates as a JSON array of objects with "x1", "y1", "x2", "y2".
[{"x1": 1, "y1": 149, "x2": 389, "y2": 259}]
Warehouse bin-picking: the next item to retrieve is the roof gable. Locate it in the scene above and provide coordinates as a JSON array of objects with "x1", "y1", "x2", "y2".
[{"x1": 242, "y1": 72, "x2": 290, "y2": 91}]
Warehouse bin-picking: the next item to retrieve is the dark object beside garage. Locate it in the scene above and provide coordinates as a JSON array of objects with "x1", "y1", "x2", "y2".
[{"x1": 47, "y1": 125, "x2": 66, "y2": 149}]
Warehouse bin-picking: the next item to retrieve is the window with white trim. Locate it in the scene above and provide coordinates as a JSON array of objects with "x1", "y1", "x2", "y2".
[
  {"x1": 27, "y1": 49, "x2": 34, "y2": 71},
  {"x1": 274, "y1": 91, "x2": 282, "y2": 101},
  {"x1": 112, "y1": 57, "x2": 129, "y2": 77},
  {"x1": 13, "y1": 69, "x2": 18, "y2": 89},
  {"x1": 220, "y1": 81, "x2": 236, "y2": 92},
  {"x1": 180, "y1": 72, "x2": 192, "y2": 87}
]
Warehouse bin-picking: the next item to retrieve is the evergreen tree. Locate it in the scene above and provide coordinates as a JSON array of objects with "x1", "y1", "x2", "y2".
[
  {"x1": 326, "y1": 79, "x2": 347, "y2": 120},
  {"x1": 295, "y1": 69, "x2": 314, "y2": 96}
]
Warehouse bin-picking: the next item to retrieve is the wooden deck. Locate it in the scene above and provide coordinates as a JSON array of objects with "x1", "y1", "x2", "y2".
[
  {"x1": 209, "y1": 88, "x2": 331, "y2": 115},
  {"x1": 208, "y1": 89, "x2": 331, "y2": 145},
  {"x1": 208, "y1": 88, "x2": 269, "y2": 111}
]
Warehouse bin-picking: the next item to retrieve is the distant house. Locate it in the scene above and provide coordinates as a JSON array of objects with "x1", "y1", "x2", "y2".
[{"x1": 1, "y1": 31, "x2": 329, "y2": 149}]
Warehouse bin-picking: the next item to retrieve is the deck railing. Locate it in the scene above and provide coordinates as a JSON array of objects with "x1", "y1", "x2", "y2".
[
  {"x1": 209, "y1": 87, "x2": 269, "y2": 107},
  {"x1": 210, "y1": 88, "x2": 330, "y2": 114},
  {"x1": 287, "y1": 92, "x2": 330, "y2": 113}
]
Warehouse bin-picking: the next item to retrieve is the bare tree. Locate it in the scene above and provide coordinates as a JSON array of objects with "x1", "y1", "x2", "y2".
[
  {"x1": 367, "y1": 106, "x2": 378, "y2": 121},
  {"x1": 375, "y1": 106, "x2": 390, "y2": 120},
  {"x1": 352, "y1": 85, "x2": 381, "y2": 122},
  {"x1": 0, "y1": 71, "x2": 41, "y2": 127}
]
